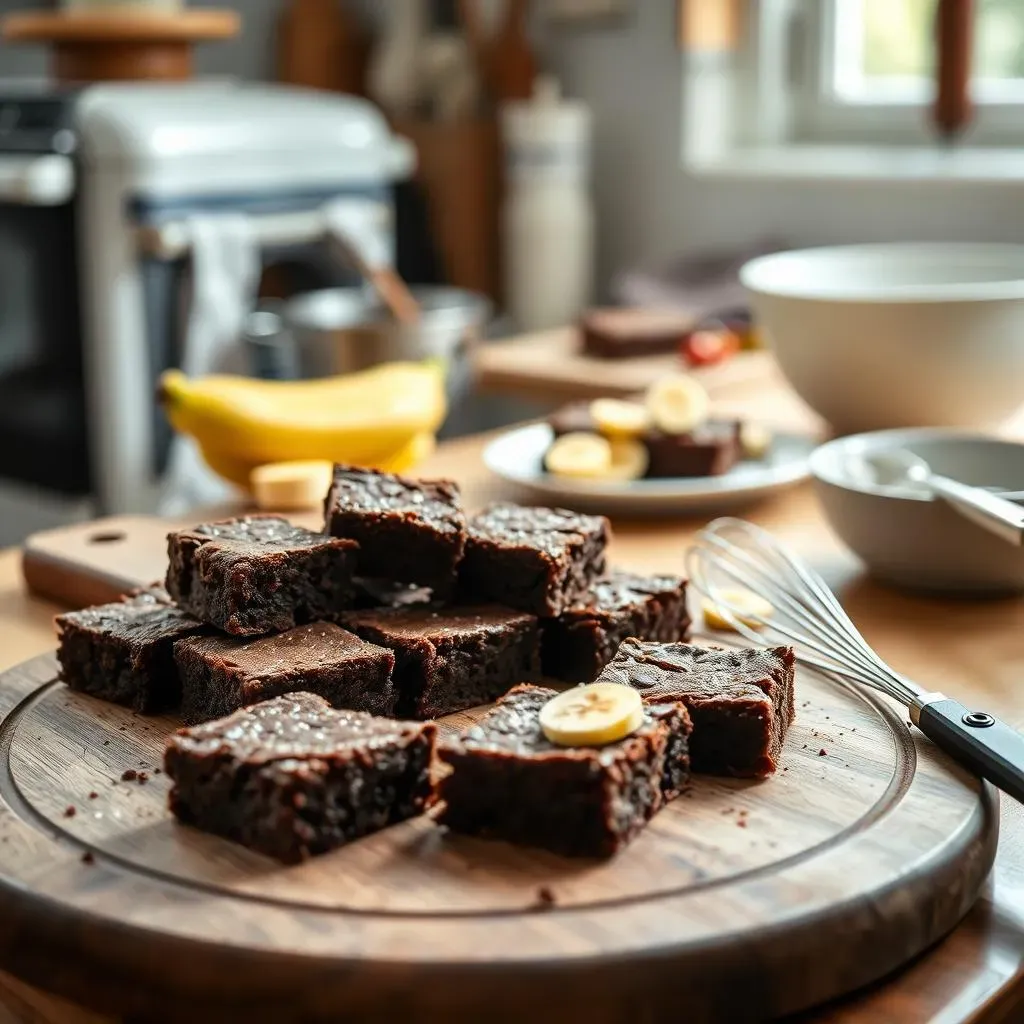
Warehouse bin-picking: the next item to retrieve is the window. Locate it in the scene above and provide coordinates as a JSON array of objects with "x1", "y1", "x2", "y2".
[
  {"x1": 680, "y1": 0, "x2": 1024, "y2": 178},
  {"x1": 797, "y1": 0, "x2": 1024, "y2": 143},
  {"x1": 833, "y1": 0, "x2": 1024, "y2": 102}
]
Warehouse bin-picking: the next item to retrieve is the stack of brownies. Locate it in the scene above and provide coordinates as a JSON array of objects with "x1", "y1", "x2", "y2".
[{"x1": 55, "y1": 465, "x2": 795, "y2": 864}]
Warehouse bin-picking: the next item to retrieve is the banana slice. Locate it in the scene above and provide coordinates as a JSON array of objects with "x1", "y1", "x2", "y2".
[
  {"x1": 590, "y1": 398, "x2": 652, "y2": 439},
  {"x1": 740, "y1": 423, "x2": 773, "y2": 460},
  {"x1": 702, "y1": 589, "x2": 774, "y2": 631},
  {"x1": 539, "y1": 682, "x2": 645, "y2": 747},
  {"x1": 545, "y1": 432, "x2": 613, "y2": 479},
  {"x1": 250, "y1": 460, "x2": 334, "y2": 511},
  {"x1": 645, "y1": 374, "x2": 711, "y2": 435},
  {"x1": 605, "y1": 438, "x2": 650, "y2": 481}
]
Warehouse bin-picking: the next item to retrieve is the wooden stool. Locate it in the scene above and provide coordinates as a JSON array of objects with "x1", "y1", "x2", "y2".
[{"x1": 1, "y1": 9, "x2": 239, "y2": 82}]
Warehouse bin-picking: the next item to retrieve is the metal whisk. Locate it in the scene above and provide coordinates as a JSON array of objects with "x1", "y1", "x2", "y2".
[{"x1": 686, "y1": 517, "x2": 1024, "y2": 805}]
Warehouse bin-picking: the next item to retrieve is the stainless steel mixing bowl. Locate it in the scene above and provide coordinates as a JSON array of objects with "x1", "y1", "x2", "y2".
[{"x1": 282, "y1": 286, "x2": 491, "y2": 377}]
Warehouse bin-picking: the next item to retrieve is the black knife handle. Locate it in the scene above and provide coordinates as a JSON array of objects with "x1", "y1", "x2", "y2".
[{"x1": 915, "y1": 697, "x2": 1024, "y2": 803}]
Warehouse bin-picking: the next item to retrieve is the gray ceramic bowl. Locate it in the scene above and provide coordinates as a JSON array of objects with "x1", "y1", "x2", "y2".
[{"x1": 810, "y1": 428, "x2": 1024, "y2": 595}]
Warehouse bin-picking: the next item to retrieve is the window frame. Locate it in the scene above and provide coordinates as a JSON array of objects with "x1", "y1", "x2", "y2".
[{"x1": 780, "y1": 0, "x2": 1024, "y2": 147}]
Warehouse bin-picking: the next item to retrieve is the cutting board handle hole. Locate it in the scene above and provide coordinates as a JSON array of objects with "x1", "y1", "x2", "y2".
[{"x1": 87, "y1": 531, "x2": 127, "y2": 545}]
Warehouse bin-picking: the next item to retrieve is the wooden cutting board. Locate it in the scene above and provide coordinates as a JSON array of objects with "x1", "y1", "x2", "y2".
[
  {"x1": 472, "y1": 330, "x2": 782, "y2": 403},
  {"x1": 1, "y1": 518, "x2": 999, "y2": 1023},
  {"x1": 20, "y1": 514, "x2": 322, "y2": 610}
]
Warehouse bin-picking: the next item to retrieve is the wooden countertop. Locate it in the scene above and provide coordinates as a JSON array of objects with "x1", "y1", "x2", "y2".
[{"x1": 2, "y1": 418, "x2": 1024, "y2": 1021}]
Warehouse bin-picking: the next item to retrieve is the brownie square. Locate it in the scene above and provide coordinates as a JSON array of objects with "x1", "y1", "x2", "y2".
[
  {"x1": 166, "y1": 516, "x2": 358, "y2": 636},
  {"x1": 342, "y1": 605, "x2": 541, "y2": 719},
  {"x1": 645, "y1": 420, "x2": 742, "y2": 479},
  {"x1": 580, "y1": 308, "x2": 692, "y2": 359},
  {"x1": 459, "y1": 504, "x2": 610, "y2": 616},
  {"x1": 165, "y1": 692, "x2": 436, "y2": 863},
  {"x1": 174, "y1": 622, "x2": 396, "y2": 725},
  {"x1": 548, "y1": 401, "x2": 596, "y2": 438},
  {"x1": 438, "y1": 684, "x2": 691, "y2": 858},
  {"x1": 56, "y1": 586, "x2": 209, "y2": 713},
  {"x1": 599, "y1": 640, "x2": 796, "y2": 778},
  {"x1": 324, "y1": 466, "x2": 466, "y2": 591},
  {"x1": 542, "y1": 571, "x2": 691, "y2": 683}
]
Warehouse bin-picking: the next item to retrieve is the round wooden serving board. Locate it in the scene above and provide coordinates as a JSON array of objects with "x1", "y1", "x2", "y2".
[{"x1": 0, "y1": 653, "x2": 997, "y2": 1023}]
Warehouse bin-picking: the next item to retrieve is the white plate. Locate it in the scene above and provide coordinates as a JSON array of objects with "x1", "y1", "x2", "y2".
[{"x1": 483, "y1": 423, "x2": 815, "y2": 516}]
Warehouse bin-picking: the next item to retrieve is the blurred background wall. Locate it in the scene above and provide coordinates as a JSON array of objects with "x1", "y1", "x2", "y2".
[{"x1": 0, "y1": 0, "x2": 1020, "y2": 297}]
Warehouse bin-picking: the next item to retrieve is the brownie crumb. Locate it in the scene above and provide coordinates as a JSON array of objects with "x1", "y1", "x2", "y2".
[
  {"x1": 534, "y1": 885, "x2": 557, "y2": 909},
  {"x1": 154, "y1": 768, "x2": 162, "y2": 775},
  {"x1": 736, "y1": 819, "x2": 747, "y2": 828},
  {"x1": 782, "y1": 766, "x2": 789, "y2": 772},
  {"x1": 103, "y1": 739, "x2": 110, "y2": 746},
  {"x1": 63, "y1": 805, "x2": 76, "y2": 818},
  {"x1": 801, "y1": 744, "x2": 807, "y2": 749},
  {"x1": 80, "y1": 851, "x2": 94, "y2": 865},
  {"x1": 818, "y1": 748, "x2": 828, "y2": 757},
  {"x1": 738, "y1": 809, "x2": 749, "y2": 817},
  {"x1": 137, "y1": 771, "x2": 150, "y2": 784},
  {"x1": 906, "y1": 720, "x2": 913, "y2": 729},
  {"x1": 88, "y1": 791, "x2": 98, "y2": 800},
  {"x1": 121, "y1": 769, "x2": 138, "y2": 782}
]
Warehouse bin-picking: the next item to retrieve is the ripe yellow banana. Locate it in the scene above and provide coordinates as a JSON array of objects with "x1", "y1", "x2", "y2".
[
  {"x1": 198, "y1": 430, "x2": 438, "y2": 490},
  {"x1": 159, "y1": 360, "x2": 447, "y2": 469},
  {"x1": 377, "y1": 430, "x2": 436, "y2": 472}
]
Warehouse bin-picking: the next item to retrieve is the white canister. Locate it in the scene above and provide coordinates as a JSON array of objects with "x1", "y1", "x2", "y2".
[{"x1": 501, "y1": 76, "x2": 594, "y2": 332}]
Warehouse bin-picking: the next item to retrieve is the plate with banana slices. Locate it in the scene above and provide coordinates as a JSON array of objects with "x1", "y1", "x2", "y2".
[{"x1": 483, "y1": 375, "x2": 816, "y2": 516}]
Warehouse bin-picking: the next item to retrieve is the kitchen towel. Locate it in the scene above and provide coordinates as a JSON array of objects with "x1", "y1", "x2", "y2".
[{"x1": 159, "y1": 212, "x2": 261, "y2": 516}]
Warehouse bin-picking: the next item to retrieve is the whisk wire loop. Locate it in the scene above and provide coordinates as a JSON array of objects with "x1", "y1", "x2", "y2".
[
  {"x1": 692, "y1": 531, "x2": 882, "y2": 682},
  {"x1": 687, "y1": 518, "x2": 923, "y2": 706},
  {"x1": 686, "y1": 545, "x2": 895, "y2": 693}
]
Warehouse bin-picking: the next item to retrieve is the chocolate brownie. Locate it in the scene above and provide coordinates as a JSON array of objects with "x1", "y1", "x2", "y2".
[
  {"x1": 438, "y1": 684, "x2": 691, "y2": 858},
  {"x1": 165, "y1": 692, "x2": 436, "y2": 863},
  {"x1": 645, "y1": 420, "x2": 742, "y2": 479},
  {"x1": 166, "y1": 516, "x2": 357, "y2": 636},
  {"x1": 324, "y1": 466, "x2": 466, "y2": 591},
  {"x1": 342, "y1": 605, "x2": 541, "y2": 719},
  {"x1": 459, "y1": 504, "x2": 610, "y2": 616},
  {"x1": 174, "y1": 622, "x2": 395, "y2": 725},
  {"x1": 547, "y1": 405, "x2": 742, "y2": 479},
  {"x1": 599, "y1": 640, "x2": 795, "y2": 778},
  {"x1": 548, "y1": 402, "x2": 596, "y2": 439},
  {"x1": 580, "y1": 308, "x2": 693, "y2": 359},
  {"x1": 542, "y1": 571, "x2": 691, "y2": 682},
  {"x1": 56, "y1": 586, "x2": 209, "y2": 713}
]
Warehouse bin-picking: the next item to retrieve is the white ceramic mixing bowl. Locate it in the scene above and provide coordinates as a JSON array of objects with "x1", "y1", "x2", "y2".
[
  {"x1": 741, "y1": 243, "x2": 1024, "y2": 434},
  {"x1": 811, "y1": 428, "x2": 1024, "y2": 594}
]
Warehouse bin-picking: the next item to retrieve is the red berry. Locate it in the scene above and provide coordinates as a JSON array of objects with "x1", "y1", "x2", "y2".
[{"x1": 681, "y1": 329, "x2": 740, "y2": 367}]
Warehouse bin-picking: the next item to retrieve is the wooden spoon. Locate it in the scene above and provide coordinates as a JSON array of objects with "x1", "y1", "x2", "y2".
[{"x1": 327, "y1": 221, "x2": 421, "y2": 325}]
